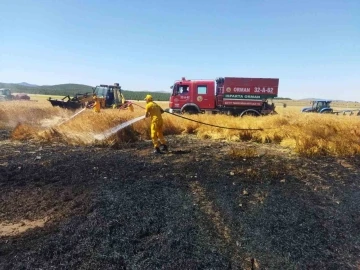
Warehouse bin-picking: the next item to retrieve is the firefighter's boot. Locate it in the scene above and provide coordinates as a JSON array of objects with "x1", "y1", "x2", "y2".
[
  {"x1": 153, "y1": 147, "x2": 161, "y2": 154},
  {"x1": 160, "y1": 144, "x2": 168, "y2": 152}
]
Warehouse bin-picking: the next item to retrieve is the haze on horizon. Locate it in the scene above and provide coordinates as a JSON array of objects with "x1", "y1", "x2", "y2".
[{"x1": 1, "y1": 0, "x2": 359, "y2": 101}]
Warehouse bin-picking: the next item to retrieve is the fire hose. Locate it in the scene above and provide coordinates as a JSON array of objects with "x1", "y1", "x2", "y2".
[
  {"x1": 130, "y1": 102, "x2": 265, "y2": 131},
  {"x1": 59, "y1": 101, "x2": 268, "y2": 142}
]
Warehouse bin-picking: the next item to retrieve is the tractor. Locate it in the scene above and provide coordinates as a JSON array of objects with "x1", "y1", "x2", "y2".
[
  {"x1": 0, "y1": 88, "x2": 13, "y2": 101},
  {"x1": 301, "y1": 100, "x2": 360, "y2": 116},
  {"x1": 0, "y1": 88, "x2": 30, "y2": 101},
  {"x1": 48, "y1": 83, "x2": 126, "y2": 110},
  {"x1": 301, "y1": 100, "x2": 333, "y2": 114}
]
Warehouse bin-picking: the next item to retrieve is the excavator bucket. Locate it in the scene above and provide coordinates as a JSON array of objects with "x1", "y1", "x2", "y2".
[
  {"x1": 48, "y1": 93, "x2": 92, "y2": 110},
  {"x1": 48, "y1": 99, "x2": 81, "y2": 110}
]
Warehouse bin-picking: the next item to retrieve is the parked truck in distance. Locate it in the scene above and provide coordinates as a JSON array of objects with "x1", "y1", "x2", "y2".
[{"x1": 168, "y1": 77, "x2": 279, "y2": 117}]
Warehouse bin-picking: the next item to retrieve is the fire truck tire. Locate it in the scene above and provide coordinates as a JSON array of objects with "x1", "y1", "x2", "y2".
[
  {"x1": 240, "y1": 109, "x2": 261, "y2": 117},
  {"x1": 181, "y1": 106, "x2": 199, "y2": 115}
]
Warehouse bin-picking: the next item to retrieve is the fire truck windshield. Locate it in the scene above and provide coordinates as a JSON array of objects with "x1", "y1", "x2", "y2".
[
  {"x1": 172, "y1": 84, "x2": 189, "y2": 95},
  {"x1": 171, "y1": 83, "x2": 177, "y2": 95}
]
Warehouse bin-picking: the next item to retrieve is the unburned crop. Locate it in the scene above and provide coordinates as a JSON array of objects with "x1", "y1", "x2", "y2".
[
  {"x1": 228, "y1": 146, "x2": 259, "y2": 159},
  {"x1": 1, "y1": 100, "x2": 360, "y2": 156}
]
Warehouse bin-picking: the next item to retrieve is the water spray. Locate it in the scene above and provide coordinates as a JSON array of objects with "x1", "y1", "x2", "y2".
[
  {"x1": 93, "y1": 115, "x2": 146, "y2": 141},
  {"x1": 57, "y1": 107, "x2": 87, "y2": 126}
]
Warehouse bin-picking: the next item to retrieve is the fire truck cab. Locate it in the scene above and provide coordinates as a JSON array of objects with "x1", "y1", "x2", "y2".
[{"x1": 170, "y1": 78, "x2": 216, "y2": 114}]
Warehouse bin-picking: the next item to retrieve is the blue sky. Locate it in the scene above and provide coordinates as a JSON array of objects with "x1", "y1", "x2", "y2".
[{"x1": 1, "y1": 0, "x2": 359, "y2": 100}]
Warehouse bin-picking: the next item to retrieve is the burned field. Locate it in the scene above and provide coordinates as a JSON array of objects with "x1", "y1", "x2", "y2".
[{"x1": 1, "y1": 130, "x2": 360, "y2": 269}]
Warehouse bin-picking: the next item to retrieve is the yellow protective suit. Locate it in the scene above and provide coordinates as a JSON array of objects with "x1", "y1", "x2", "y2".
[
  {"x1": 128, "y1": 103, "x2": 134, "y2": 112},
  {"x1": 121, "y1": 93, "x2": 126, "y2": 105},
  {"x1": 93, "y1": 99, "x2": 101, "y2": 113},
  {"x1": 145, "y1": 101, "x2": 166, "y2": 148}
]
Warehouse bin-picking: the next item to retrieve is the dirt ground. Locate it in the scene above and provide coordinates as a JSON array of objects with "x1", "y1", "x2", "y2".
[{"x1": 1, "y1": 128, "x2": 360, "y2": 270}]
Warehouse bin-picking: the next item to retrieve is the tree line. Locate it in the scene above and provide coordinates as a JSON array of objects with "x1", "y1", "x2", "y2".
[{"x1": 0, "y1": 83, "x2": 171, "y2": 101}]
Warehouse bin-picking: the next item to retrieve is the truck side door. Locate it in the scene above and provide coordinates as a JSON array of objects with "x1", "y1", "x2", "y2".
[{"x1": 193, "y1": 82, "x2": 215, "y2": 109}]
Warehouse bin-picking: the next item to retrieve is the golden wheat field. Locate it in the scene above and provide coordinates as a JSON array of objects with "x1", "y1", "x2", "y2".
[{"x1": 1, "y1": 97, "x2": 360, "y2": 157}]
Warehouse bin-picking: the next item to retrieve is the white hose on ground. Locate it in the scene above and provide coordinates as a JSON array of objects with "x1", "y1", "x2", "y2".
[{"x1": 94, "y1": 115, "x2": 146, "y2": 141}]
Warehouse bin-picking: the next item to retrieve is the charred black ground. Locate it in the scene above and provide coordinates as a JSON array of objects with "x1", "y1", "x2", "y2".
[{"x1": 1, "y1": 129, "x2": 360, "y2": 269}]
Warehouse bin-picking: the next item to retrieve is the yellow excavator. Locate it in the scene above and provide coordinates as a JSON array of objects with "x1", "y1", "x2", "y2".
[{"x1": 48, "y1": 83, "x2": 131, "y2": 110}]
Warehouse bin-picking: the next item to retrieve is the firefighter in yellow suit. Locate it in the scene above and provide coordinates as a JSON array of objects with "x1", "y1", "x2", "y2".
[
  {"x1": 120, "y1": 93, "x2": 134, "y2": 112},
  {"x1": 144, "y1": 94, "x2": 168, "y2": 154},
  {"x1": 93, "y1": 95, "x2": 101, "y2": 113}
]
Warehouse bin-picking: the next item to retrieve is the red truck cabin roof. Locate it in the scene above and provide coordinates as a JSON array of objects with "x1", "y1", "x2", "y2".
[
  {"x1": 222, "y1": 77, "x2": 279, "y2": 96},
  {"x1": 175, "y1": 78, "x2": 214, "y2": 84}
]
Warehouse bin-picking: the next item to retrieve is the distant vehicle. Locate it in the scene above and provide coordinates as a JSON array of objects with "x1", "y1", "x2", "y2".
[
  {"x1": 0, "y1": 88, "x2": 30, "y2": 101},
  {"x1": 168, "y1": 77, "x2": 279, "y2": 117},
  {"x1": 301, "y1": 100, "x2": 333, "y2": 114},
  {"x1": 0, "y1": 88, "x2": 13, "y2": 101},
  {"x1": 301, "y1": 100, "x2": 360, "y2": 116},
  {"x1": 14, "y1": 93, "x2": 30, "y2": 100},
  {"x1": 48, "y1": 83, "x2": 126, "y2": 110}
]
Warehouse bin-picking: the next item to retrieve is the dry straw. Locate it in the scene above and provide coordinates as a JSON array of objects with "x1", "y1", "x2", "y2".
[{"x1": 2, "y1": 100, "x2": 360, "y2": 157}]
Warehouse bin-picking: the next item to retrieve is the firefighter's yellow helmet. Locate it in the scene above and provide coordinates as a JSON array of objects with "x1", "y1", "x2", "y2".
[{"x1": 144, "y1": 94, "x2": 153, "y2": 101}]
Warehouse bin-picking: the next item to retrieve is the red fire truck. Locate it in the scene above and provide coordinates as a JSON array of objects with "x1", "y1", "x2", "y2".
[{"x1": 168, "y1": 77, "x2": 279, "y2": 116}]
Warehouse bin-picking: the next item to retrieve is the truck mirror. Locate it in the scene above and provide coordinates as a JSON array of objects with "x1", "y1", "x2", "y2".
[{"x1": 170, "y1": 86, "x2": 173, "y2": 89}]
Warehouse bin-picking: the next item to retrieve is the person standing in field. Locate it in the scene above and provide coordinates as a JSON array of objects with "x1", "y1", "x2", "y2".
[
  {"x1": 120, "y1": 93, "x2": 134, "y2": 112},
  {"x1": 144, "y1": 94, "x2": 168, "y2": 154},
  {"x1": 93, "y1": 95, "x2": 101, "y2": 113}
]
